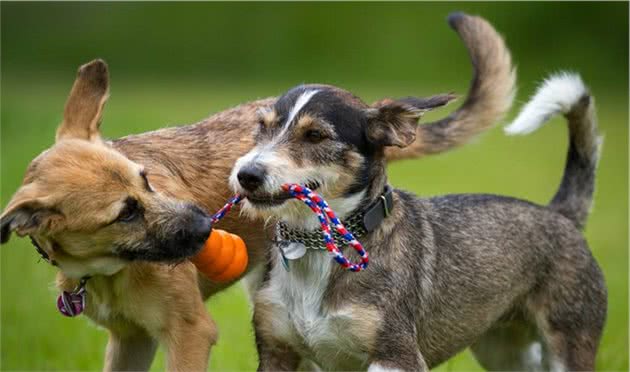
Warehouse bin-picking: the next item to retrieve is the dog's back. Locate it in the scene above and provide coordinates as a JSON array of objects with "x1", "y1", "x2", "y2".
[
  {"x1": 395, "y1": 74, "x2": 607, "y2": 369},
  {"x1": 260, "y1": 73, "x2": 607, "y2": 370}
]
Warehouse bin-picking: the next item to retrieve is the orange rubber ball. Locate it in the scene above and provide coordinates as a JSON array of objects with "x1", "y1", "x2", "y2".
[{"x1": 191, "y1": 229, "x2": 248, "y2": 282}]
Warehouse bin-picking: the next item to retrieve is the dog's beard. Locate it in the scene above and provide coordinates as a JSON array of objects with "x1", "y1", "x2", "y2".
[
  {"x1": 240, "y1": 180, "x2": 366, "y2": 231},
  {"x1": 238, "y1": 180, "x2": 318, "y2": 227},
  {"x1": 230, "y1": 157, "x2": 363, "y2": 229},
  {"x1": 239, "y1": 197, "x2": 314, "y2": 226}
]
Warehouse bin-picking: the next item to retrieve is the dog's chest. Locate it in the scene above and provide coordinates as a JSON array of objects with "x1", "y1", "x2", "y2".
[
  {"x1": 260, "y1": 251, "x2": 369, "y2": 369},
  {"x1": 82, "y1": 275, "x2": 163, "y2": 334}
]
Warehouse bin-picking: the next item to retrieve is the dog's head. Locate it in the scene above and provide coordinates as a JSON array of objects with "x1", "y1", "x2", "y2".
[
  {"x1": 230, "y1": 84, "x2": 454, "y2": 225},
  {"x1": 0, "y1": 60, "x2": 212, "y2": 278}
]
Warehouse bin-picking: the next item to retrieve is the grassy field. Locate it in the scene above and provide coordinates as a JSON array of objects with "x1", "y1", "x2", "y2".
[
  {"x1": 0, "y1": 75, "x2": 627, "y2": 370},
  {"x1": 1, "y1": 2, "x2": 627, "y2": 370}
]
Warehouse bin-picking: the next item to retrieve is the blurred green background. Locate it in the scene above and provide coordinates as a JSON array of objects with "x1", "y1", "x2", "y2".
[{"x1": 1, "y1": 2, "x2": 627, "y2": 371}]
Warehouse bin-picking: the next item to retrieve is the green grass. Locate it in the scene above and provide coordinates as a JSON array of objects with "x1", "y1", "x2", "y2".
[{"x1": 1, "y1": 77, "x2": 627, "y2": 371}]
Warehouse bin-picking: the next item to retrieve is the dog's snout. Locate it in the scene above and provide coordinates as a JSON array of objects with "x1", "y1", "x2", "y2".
[
  {"x1": 191, "y1": 214, "x2": 212, "y2": 240},
  {"x1": 185, "y1": 204, "x2": 212, "y2": 240},
  {"x1": 237, "y1": 165, "x2": 266, "y2": 192},
  {"x1": 188, "y1": 204, "x2": 209, "y2": 219},
  {"x1": 168, "y1": 204, "x2": 213, "y2": 248},
  {"x1": 169, "y1": 212, "x2": 211, "y2": 256}
]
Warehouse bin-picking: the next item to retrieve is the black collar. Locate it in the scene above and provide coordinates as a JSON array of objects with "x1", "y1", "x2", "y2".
[
  {"x1": 276, "y1": 185, "x2": 394, "y2": 249},
  {"x1": 361, "y1": 184, "x2": 394, "y2": 232}
]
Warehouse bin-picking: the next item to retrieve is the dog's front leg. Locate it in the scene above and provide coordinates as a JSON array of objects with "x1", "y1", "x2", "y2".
[
  {"x1": 367, "y1": 327, "x2": 428, "y2": 372},
  {"x1": 256, "y1": 341, "x2": 301, "y2": 371},
  {"x1": 367, "y1": 354, "x2": 428, "y2": 372},
  {"x1": 161, "y1": 308, "x2": 218, "y2": 372},
  {"x1": 253, "y1": 303, "x2": 301, "y2": 371},
  {"x1": 104, "y1": 327, "x2": 158, "y2": 372}
]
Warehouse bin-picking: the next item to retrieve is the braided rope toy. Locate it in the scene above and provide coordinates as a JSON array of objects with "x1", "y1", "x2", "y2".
[
  {"x1": 283, "y1": 184, "x2": 369, "y2": 271},
  {"x1": 210, "y1": 194, "x2": 243, "y2": 223},
  {"x1": 212, "y1": 184, "x2": 369, "y2": 272}
]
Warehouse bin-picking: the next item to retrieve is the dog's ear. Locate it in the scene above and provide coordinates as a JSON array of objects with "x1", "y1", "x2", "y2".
[
  {"x1": 366, "y1": 94, "x2": 456, "y2": 148},
  {"x1": 56, "y1": 59, "x2": 110, "y2": 143},
  {"x1": 0, "y1": 186, "x2": 63, "y2": 244}
]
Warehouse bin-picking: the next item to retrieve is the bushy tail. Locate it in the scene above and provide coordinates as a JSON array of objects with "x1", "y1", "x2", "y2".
[
  {"x1": 385, "y1": 12, "x2": 516, "y2": 161},
  {"x1": 505, "y1": 73, "x2": 602, "y2": 230}
]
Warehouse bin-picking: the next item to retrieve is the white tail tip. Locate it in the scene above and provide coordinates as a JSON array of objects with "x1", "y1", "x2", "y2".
[{"x1": 505, "y1": 72, "x2": 588, "y2": 135}]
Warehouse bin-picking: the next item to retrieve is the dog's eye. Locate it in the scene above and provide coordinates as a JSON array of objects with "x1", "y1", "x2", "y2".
[
  {"x1": 305, "y1": 129, "x2": 325, "y2": 143},
  {"x1": 117, "y1": 198, "x2": 140, "y2": 223}
]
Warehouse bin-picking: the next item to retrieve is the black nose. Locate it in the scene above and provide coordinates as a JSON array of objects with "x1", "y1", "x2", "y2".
[
  {"x1": 237, "y1": 165, "x2": 266, "y2": 192},
  {"x1": 191, "y1": 215, "x2": 212, "y2": 239},
  {"x1": 189, "y1": 206, "x2": 212, "y2": 240},
  {"x1": 173, "y1": 215, "x2": 211, "y2": 251}
]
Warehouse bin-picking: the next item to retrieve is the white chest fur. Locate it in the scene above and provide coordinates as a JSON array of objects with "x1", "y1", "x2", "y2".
[{"x1": 258, "y1": 250, "x2": 369, "y2": 370}]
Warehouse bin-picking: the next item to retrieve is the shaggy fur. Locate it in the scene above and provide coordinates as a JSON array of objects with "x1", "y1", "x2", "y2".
[{"x1": 234, "y1": 66, "x2": 606, "y2": 371}]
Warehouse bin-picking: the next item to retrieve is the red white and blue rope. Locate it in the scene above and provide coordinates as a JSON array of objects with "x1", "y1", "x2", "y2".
[
  {"x1": 281, "y1": 184, "x2": 368, "y2": 272},
  {"x1": 212, "y1": 184, "x2": 368, "y2": 272},
  {"x1": 211, "y1": 194, "x2": 243, "y2": 224}
]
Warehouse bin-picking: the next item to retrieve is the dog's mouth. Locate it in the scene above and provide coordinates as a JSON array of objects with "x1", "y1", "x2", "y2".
[
  {"x1": 115, "y1": 236, "x2": 206, "y2": 263},
  {"x1": 114, "y1": 212, "x2": 212, "y2": 263},
  {"x1": 245, "y1": 180, "x2": 321, "y2": 207}
]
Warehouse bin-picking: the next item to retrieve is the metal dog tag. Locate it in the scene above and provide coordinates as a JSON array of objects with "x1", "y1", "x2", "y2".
[
  {"x1": 277, "y1": 240, "x2": 307, "y2": 272},
  {"x1": 279, "y1": 241, "x2": 307, "y2": 260},
  {"x1": 280, "y1": 253, "x2": 290, "y2": 272}
]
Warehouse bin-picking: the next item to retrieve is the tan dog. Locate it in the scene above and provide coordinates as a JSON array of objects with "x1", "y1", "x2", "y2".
[{"x1": 0, "y1": 14, "x2": 514, "y2": 371}]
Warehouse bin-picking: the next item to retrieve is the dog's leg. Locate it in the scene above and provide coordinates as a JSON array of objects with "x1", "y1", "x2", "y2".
[
  {"x1": 161, "y1": 308, "x2": 218, "y2": 372},
  {"x1": 255, "y1": 341, "x2": 301, "y2": 372},
  {"x1": 368, "y1": 326, "x2": 428, "y2": 372},
  {"x1": 535, "y1": 312, "x2": 604, "y2": 372},
  {"x1": 470, "y1": 320, "x2": 544, "y2": 371},
  {"x1": 367, "y1": 354, "x2": 427, "y2": 372},
  {"x1": 104, "y1": 327, "x2": 158, "y2": 372},
  {"x1": 527, "y1": 251, "x2": 606, "y2": 371},
  {"x1": 253, "y1": 303, "x2": 301, "y2": 371}
]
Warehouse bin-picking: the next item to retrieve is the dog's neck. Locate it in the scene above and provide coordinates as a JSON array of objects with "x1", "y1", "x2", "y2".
[
  {"x1": 277, "y1": 191, "x2": 365, "y2": 231},
  {"x1": 56, "y1": 261, "x2": 132, "y2": 295},
  {"x1": 362, "y1": 162, "x2": 389, "y2": 207},
  {"x1": 279, "y1": 163, "x2": 389, "y2": 232}
]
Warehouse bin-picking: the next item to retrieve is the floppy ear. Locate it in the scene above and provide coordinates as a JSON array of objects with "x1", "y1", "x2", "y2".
[
  {"x1": 0, "y1": 186, "x2": 63, "y2": 244},
  {"x1": 56, "y1": 59, "x2": 110, "y2": 142},
  {"x1": 366, "y1": 94, "x2": 456, "y2": 148}
]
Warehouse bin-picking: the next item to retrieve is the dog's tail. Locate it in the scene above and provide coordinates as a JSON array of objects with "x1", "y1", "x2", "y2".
[
  {"x1": 505, "y1": 73, "x2": 602, "y2": 230},
  {"x1": 385, "y1": 12, "x2": 516, "y2": 161}
]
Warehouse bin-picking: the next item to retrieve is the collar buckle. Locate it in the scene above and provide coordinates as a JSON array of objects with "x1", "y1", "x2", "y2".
[
  {"x1": 380, "y1": 194, "x2": 391, "y2": 217},
  {"x1": 362, "y1": 185, "x2": 394, "y2": 232}
]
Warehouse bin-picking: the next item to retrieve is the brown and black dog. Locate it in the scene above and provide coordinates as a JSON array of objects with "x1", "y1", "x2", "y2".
[
  {"x1": 0, "y1": 13, "x2": 514, "y2": 371},
  {"x1": 232, "y1": 68, "x2": 605, "y2": 371},
  {"x1": 230, "y1": 12, "x2": 605, "y2": 370}
]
